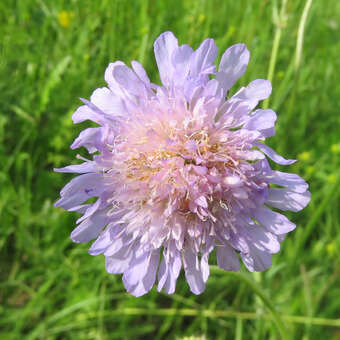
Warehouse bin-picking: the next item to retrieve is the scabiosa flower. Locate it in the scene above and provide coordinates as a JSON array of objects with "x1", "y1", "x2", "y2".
[{"x1": 55, "y1": 32, "x2": 310, "y2": 296}]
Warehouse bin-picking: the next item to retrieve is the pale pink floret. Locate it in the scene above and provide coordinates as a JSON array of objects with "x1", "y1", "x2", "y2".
[{"x1": 55, "y1": 32, "x2": 310, "y2": 296}]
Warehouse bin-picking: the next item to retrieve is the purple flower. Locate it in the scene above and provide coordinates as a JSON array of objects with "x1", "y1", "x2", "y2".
[{"x1": 55, "y1": 32, "x2": 310, "y2": 296}]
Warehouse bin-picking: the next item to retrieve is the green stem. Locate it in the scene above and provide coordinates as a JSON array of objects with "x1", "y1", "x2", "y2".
[
  {"x1": 295, "y1": 0, "x2": 313, "y2": 73},
  {"x1": 263, "y1": 0, "x2": 288, "y2": 109}
]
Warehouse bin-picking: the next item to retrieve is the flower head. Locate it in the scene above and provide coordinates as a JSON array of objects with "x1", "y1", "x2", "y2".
[{"x1": 55, "y1": 32, "x2": 310, "y2": 296}]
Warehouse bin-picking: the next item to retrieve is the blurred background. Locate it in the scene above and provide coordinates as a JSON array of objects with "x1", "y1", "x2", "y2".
[{"x1": 1, "y1": 0, "x2": 340, "y2": 339}]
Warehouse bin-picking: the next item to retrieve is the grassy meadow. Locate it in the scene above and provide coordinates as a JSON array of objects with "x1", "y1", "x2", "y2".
[{"x1": 1, "y1": 0, "x2": 340, "y2": 339}]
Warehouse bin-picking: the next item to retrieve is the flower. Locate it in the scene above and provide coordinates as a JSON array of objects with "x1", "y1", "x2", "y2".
[
  {"x1": 55, "y1": 32, "x2": 310, "y2": 296},
  {"x1": 331, "y1": 143, "x2": 340, "y2": 154},
  {"x1": 58, "y1": 11, "x2": 74, "y2": 28},
  {"x1": 297, "y1": 151, "x2": 311, "y2": 162}
]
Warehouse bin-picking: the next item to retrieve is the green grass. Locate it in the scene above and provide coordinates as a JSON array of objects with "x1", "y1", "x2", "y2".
[{"x1": 1, "y1": 0, "x2": 340, "y2": 339}]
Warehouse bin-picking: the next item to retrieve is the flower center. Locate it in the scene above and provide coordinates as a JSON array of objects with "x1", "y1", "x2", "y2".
[{"x1": 111, "y1": 124, "x2": 253, "y2": 222}]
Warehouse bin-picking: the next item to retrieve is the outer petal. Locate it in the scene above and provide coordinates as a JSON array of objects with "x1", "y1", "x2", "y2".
[
  {"x1": 70, "y1": 127, "x2": 103, "y2": 153},
  {"x1": 190, "y1": 38, "x2": 217, "y2": 77},
  {"x1": 233, "y1": 79, "x2": 272, "y2": 109},
  {"x1": 255, "y1": 142, "x2": 296, "y2": 165},
  {"x1": 172, "y1": 45, "x2": 193, "y2": 72},
  {"x1": 104, "y1": 61, "x2": 125, "y2": 92},
  {"x1": 266, "y1": 171, "x2": 309, "y2": 193},
  {"x1": 76, "y1": 197, "x2": 102, "y2": 223},
  {"x1": 216, "y1": 44, "x2": 250, "y2": 94},
  {"x1": 157, "y1": 249, "x2": 182, "y2": 294},
  {"x1": 228, "y1": 226, "x2": 250, "y2": 254},
  {"x1": 70, "y1": 208, "x2": 110, "y2": 243},
  {"x1": 54, "y1": 162, "x2": 99, "y2": 174},
  {"x1": 216, "y1": 243, "x2": 240, "y2": 271},
  {"x1": 253, "y1": 207, "x2": 296, "y2": 235},
  {"x1": 113, "y1": 64, "x2": 149, "y2": 98},
  {"x1": 217, "y1": 98, "x2": 251, "y2": 127},
  {"x1": 105, "y1": 243, "x2": 134, "y2": 274},
  {"x1": 73, "y1": 98, "x2": 119, "y2": 126},
  {"x1": 72, "y1": 105, "x2": 102, "y2": 125},
  {"x1": 90, "y1": 87, "x2": 125, "y2": 118},
  {"x1": 104, "y1": 231, "x2": 130, "y2": 257},
  {"x1": 243, "y1": 109, "x2": 277, "y2": 138},
  {"x1": 154, "y1": 32, "x2": 178, "y2": 86},
  {"x1": 123, "y1": 249, "x2": 160, "y2": 297},
  {"x1": 245, "y1": 227, "x2": 280, "y2": 254},
  {"x1": 201, "y1": 253, "x2": 210, "y2": 282},
  {"x1": 183, "y1": 248, "x2": 206, "y2": 295},
  {"x1": 122, "y1": 251, "x2": 149, "y2": 285},
  {"x1": 88, "y1": 226, "x2": 113, "y2": 256},
  {"x1": 55, "y1": 173, "x2": 107, "y2": 210},
  {"x1": 266, "y1": 188, "x2": 311, "y2": 212},
  {"x1": 172, "y1": 44, "x2": 194, "y2": 87},
  {"x1": 131, "y1": 60, "x2": 151, "y2": 85},
  {"x1": 241, "y1": 245, "x2": 272, "y2": 272}
]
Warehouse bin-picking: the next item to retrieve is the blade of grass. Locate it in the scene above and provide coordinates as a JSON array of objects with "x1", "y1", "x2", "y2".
[
  {"x1": 50, "y1": 307, "x2": 340, "y2": 327},
  {"x1": 293, "y1": 174, "x2": 340, "y2": 257},
  {"x1": 211, "y1": 267, "x2": 289, "y2": 340}
]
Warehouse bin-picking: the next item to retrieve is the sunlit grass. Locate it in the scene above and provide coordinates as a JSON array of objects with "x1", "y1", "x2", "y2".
[{"x1": 1, "y1": 0, "x2": 340, "y2": 339}]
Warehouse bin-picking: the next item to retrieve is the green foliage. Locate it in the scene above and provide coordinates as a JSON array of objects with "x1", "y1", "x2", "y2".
[{"x1": 1, "y1": 0, "x2": 340, "y2": 339}]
